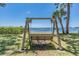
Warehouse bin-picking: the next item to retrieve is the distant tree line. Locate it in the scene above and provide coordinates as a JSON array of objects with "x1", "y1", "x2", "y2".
[{"x1": 0, "y1": 26, "x2": 23, "y2": 34}]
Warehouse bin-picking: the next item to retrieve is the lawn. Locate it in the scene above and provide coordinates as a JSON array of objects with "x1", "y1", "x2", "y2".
[{"x1": 0, "y1": 33, "x2": 79, "y2": 56}]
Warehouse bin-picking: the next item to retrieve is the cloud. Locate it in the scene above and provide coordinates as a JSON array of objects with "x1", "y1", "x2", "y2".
[{"x1": 26, "y1": 11, "x2": 31, "y2": 14}]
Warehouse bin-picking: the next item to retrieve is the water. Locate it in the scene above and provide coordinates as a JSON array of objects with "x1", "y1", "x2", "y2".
[{"x1": 30, "y1": 27, "x2": 79, "y2": 33}]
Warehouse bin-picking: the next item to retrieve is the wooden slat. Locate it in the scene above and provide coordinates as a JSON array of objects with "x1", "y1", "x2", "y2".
[{"x1": 30, "y1": 35, "x2": 52, "y2": 40}]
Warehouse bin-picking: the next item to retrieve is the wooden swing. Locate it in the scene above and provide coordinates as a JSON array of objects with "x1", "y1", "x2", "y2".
[{"x1": 21, "y1": 17, "x2": 62, "y2": 50}]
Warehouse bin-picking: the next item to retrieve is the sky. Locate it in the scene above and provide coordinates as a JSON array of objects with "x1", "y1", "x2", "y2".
[{"x1": 0, "y1": 3, "x2": 79, "y2": 28}]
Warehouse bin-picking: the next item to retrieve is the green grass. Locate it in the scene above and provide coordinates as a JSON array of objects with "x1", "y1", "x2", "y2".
[{"x1": 0, "y1": 34, "x2": 21, "y2": 55}]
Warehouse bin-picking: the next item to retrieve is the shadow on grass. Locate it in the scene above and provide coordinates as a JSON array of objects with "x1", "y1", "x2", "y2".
[
  {"x1": 30, "y1": 43, "x2": 56, "y2": 50},
  {"x1": 29, "y1": 43, "x2": 56, "y2": 54},
  {"x1": 52, "y1": 39, "x2": 77, "y2": 56},
  {"x1": 9, "y1": 43, "x2": 56, "y2": 56},
  {"x1": 65, "y1": 40, "x2": 79, "y2": 56},
  {"x1": 60, "y1": 34, "x2": 79, "y2": 56},
  {"x1": 0, "y1": 35, "x2": 18, "y2": 55}
]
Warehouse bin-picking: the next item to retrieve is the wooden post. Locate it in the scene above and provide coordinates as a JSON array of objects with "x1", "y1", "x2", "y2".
[
  {"x1": 28, "y1": 23, "x2": 31, "y2": 49},
  {"x1": 21, "y1": 20, "x2": 27, "y2": 50},
  {"x1": 53, "y1": 22, "x2": 55, "y2": 35},
  {"x1": 52, "y1": 16, "x2": 62, "y2": 50},
  {"x1": 52, "y1": 22, "x2": 55, "y2": 41},
  {"x1": 51, "y1": 19, "x2": 54, "y2": 41}
]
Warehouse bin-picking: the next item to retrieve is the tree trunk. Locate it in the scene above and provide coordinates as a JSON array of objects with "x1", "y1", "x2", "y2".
[
  {"x1": 58, "y1": 16, "x2": 65, "y2": 34},
  {"x1": 66, "y1": 3, "x2": 70, "y2": 34},
  {"x1": 21, "y1": 20, "x2": 27, "y2": 50}
]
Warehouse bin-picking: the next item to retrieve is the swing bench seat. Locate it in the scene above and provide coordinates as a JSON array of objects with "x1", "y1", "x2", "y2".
[{"x1": 30, "y1": 32, "x2": 53, "y2": 45}]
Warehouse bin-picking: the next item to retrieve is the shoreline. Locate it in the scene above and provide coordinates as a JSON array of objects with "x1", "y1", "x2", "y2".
[{"x1": 30, "y1": 31, "x2": 79, "y2": 34}]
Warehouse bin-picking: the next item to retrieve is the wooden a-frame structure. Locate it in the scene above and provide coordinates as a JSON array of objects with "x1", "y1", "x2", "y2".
[{"x1": 21, "y1": 17, "x2": 62, "y2": 50}]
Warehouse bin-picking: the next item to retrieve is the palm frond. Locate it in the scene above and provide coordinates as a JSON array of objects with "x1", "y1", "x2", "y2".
[
  {"x1": 54, "y1": 3, "x2": 60, "y2": 9},
  {"x1": 0, "y1": 3, "x2": 6, "y2": 7},
  {"x1": 60, "y1": 3, "x2": 66, "y2": 9},
  {"x1": 60, "y1": 8, "x2": 66, "y2": 16}
]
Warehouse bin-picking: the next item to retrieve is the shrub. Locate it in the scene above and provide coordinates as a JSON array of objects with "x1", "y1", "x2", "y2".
[{"x1": 0, "y1": 26, "x2": 23, "y2": 34}]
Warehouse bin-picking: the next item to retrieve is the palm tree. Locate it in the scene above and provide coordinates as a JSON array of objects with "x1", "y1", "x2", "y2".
[
  {"x1": 66, "y1": 3, "x2": 70, "y2": 34},
  {"x1": 53, "y1": 11, "x2": 60, "y2": 34},
  {"x1": 54, "y1": 9, "x2": 66, "y2": 34},
  {"x1": 54, "y1": 3, "x2": 66, "y2": 34},
  {"x1": 55, "y1": 3, "x2": 71, "y2": 34}
]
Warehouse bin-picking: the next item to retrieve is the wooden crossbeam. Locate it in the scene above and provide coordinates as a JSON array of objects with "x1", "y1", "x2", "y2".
[{"x1": 27, "y1": 18, "x2": 51, "y2": 20}]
